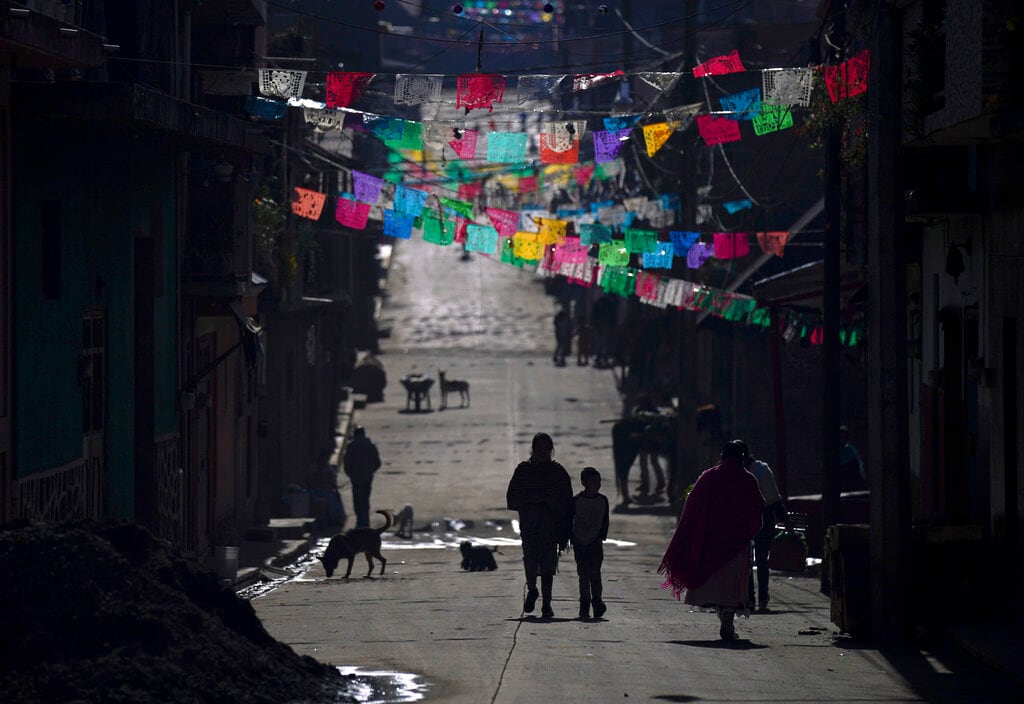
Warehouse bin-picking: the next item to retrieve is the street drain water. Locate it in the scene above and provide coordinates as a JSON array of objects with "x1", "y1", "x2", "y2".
[{"x1": 334, "y1": 667, "x2": 428, "y2": 703}]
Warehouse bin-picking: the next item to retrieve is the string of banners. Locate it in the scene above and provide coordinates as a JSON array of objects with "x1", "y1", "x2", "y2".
[
  {"x1": 289, "y1": 183, "x2": 860, "y2": 346},
  {"x1": 246, "y1": 49, "x2": 870, "y2": 157}
]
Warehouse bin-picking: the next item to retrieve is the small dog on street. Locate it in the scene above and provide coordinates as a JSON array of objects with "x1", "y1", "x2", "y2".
[
  {"x1": 438, "y1": 369, "x2": 470, "y2": 410},
  {"x1": 395, "y1": 504, "x2": 414, "y2": 538},
  {"x1": 459, "y1": 541, "x2": 499, "y2": 571},
  {"x1": 320, "y1": 509, "x2": 394, "y2": 578}
]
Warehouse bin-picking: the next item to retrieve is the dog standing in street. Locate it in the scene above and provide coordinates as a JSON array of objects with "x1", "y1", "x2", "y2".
[
  {"x1": 438, "y1": 370, "x2": 470, "y2": 410},
  {"x1": 459, "y1": 541, "x2": 499, "y2": 571},
  {"x1": 320, "y1": 509, "x2": 394, "y2": 578}
]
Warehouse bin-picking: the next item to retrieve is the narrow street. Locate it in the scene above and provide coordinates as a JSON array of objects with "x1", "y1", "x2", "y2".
[{"x1": 251, "y1": 237, "x2": 1018, "y2": 704}]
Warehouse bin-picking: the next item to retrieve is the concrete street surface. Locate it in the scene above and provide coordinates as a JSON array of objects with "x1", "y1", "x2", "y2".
[{"x1": 252, "y1": 238, "x2": 1018, "y2": 703}]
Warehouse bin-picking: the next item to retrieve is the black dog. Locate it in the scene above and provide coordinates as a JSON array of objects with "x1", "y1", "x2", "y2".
[
  {"x1": 459, "y1": 541, "x2": 499, "y2": 571},
  {"x1": 320, "y1": 510, "x2": 394, "y2": 578}
]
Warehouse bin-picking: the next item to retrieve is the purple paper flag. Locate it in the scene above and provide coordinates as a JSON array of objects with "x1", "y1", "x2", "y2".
[
  {"x1": 593, "y1": 128, "x2": 631, "y2": 163},
  {"x1": 352, "y1": 170, "x2": 383, "y2": 204},
  {"x1": 686, "y1": 241, "x2": 715, "y2": 268}
]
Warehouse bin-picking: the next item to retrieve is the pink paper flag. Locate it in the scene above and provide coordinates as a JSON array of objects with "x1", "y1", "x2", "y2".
[
  {"x1": 574, "y1": 164, "x2": 596, "y2": 186},
  {"x1": 448, "y1": 129, "x2": 479, "y2": 159},
  {"x1": 553, "y1": 236, "x2": 588, "y2": 265},
  {"x1": 756, "y1": 231, "x2": 790, "y2": 257},
  {"x1": 636, "y1": 271, "x2": 661, "y2": 300},
  {"x1": 454, "y1": 217, "x2": 470, "y2": 245},
  {"x1": 335, "y1": 197, "x2": 371, "y2": 230},
  {"x1": 713, "y1": 232, "x2": 750, "y2": 259},
  {"x1": 696, "y1": 115, "x2": 742, "y2": 145},
  {"x1": 486, "y1": 207, "x2": 520, "y2": 238},
  {"x1": 692, "y1": 50, "x2": 745, "y2": 78},
  {"x1": 518, "y1": 176, "x2": 538, "y2": 193},
  {"x1": 824, "y1": 49, "x2": 870, "y2": 103},
  {"x1": 456, "y1": 74, "x2": 506, "y2": 113},
  {"x1": 291, "y1": 187, "x2": 327, "y2": 220},
  {"x1": 458, "y1": 181, "x2": 483, "y2": 202},
  {"x1": 326, "y1": 71, "x2": 375, "y2": 108}
]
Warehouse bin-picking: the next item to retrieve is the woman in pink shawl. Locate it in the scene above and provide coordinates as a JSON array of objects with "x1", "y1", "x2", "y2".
[{"x1": 659, "y1": 440, "x2": 765, "y2": 640}]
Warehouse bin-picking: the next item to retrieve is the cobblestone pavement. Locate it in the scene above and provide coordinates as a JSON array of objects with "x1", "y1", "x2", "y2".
[{"x1": 381, "y1": 238, "x2": 554, "y2": 354}]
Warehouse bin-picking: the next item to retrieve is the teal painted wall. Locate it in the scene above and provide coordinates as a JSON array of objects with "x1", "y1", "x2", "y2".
[{"x1": 13, "y1": 124, "x2": 179, "y2": 519}]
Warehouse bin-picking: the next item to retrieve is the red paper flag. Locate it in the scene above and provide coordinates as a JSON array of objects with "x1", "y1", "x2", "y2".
[
  {"x1": 453, "y1": 217, "x2": 470, "y2": 245},
  {"x1": 539, "y1": 133, "x2": 580, "y2": 165},
  {"x1": 326, "y1": 71, "x2": 375, "y2": 108},
  {"x1": 824, "y1": 49, "x2": 870, "y2": 102},
  {"x1": 574, "y1": 164, "x2": 596, "y2": 187},
  {"x1": 713, "y1": 232, "x2": 750, "y2": 259},
  {"x1": 692, "y1": 50, "x2": 745, "y2": 78},
  {"x1": 696, "y1": 115, "x2": 742, "y2": 145},
  {"x1": 518, "y1": 176, "x2": 538, "y2": 193},
  {"x1": 456, "y1": 74, "x2": 506, "y2": 113},
  {"x1": 458, "y1": 181, "x2": 482, "y2": 202}
]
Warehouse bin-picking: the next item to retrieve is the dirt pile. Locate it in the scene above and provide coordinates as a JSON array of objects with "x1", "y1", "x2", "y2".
[{"x1": 0, "y1": 520, "x2": 349, "y2": 704}]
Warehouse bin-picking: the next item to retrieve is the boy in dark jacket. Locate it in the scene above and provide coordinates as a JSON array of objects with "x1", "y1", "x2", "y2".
[{"x1": 571, "y1": 466, "x2": 610, "y2": 619}]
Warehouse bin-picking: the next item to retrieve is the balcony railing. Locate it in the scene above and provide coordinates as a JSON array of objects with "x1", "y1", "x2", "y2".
[{"x1": 12, "y1": 454, "x2": 103, "y2": 522}]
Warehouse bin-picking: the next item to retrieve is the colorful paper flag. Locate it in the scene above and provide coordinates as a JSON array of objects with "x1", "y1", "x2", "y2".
[
  {"x1": 352, "y1": 170, "x2": 383, "y2": 204},
  {"x1": 752, "y1": 103, "x2": 794, "y2": 135},
  {"x1": 693, "y1": 50, "x2": 745, "y2": 78},
  {"x1": 580, "y1": 223, "x2": 613, "y2": 245},
  {"x1": 448, "y1": 128, "x2": 479, "y2": 159},
  {"x1": 456, "y1": 73, "x2": 506, "y2": 113},
  {"x1": 538, "y1": 218, "x2": 568, "y2": 245},
  {"x1": 720, "y1": 88, "x2": 762, "y2": 120},
  {"x1": 756, "y1": 231, "x2": 790, "y2": 257},
  {"x1": 513, "y1": 231, "x2": 544, "y2": 261},
  {"x1": 335, "y1": 196, "x2": 371, "y2": 230},
  {"x1": 696, "y1": 115, "x2": 742, "y2": 145},
  {"x1": 326, "y1": 71, "x2": 374, "y2": 108},
  {"x1": 686, "y1": 241, "x2": 715, "y2": 268},
  {"x1": 713, "y1": 232, "x2": 750, "y2": 259},
  {"x1": 291, "y1": 187, "x2": 327, "y2": 220},
  {"x1": 667, "y1": 231, "x2": 700, "y2": 255},
  {"x1": 395, "y1": 185, "x2": 429, "y2": 216},
  {"x1": 539, "y1": 133, "x2": 580, "y2": 164},
  {"x1": 466, "y1": 224, "x2": 499, "y2": 255},
  {"x1": 422, "y1": 212, "x2": 454, "y2": 246},
  {"x1": 487, "y1": 132, "x2": 528, "y2": 163},
  {"x1": 383, "y1": 209, "x2": 415, "y2": 239},
  {"x1": 641, "y1": 122, "x2": 679, "y2": 157},
  {"x1": 486, "y1": 208, "x2": 520, "y2": 238},
  {"x1": 642, "y1": 242, "x2": 674, "y2": 269},
  {"x1": 824, "y1": 49, "x2": 870, "y2": 103},
  {"x1": 598, "y1": 242, "x2": 630, "y2": 266},
  {"x1": 624, "y1": 228, "x2": 658, "y2": 254}
]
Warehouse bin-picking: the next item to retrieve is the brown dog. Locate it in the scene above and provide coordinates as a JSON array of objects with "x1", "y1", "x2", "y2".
[{"x1": 319, "y1": 509, "x2": 394, "y2": 578}]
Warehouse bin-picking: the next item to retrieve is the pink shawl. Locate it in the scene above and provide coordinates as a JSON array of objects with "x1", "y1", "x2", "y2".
[{"x1": 658, "y1": 456, "x2": 765, "y2": 599}]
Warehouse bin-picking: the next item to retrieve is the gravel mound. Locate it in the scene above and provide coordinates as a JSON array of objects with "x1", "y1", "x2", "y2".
[{"x1": 0, "y1": 520, "x2": 348, "y2": 704}]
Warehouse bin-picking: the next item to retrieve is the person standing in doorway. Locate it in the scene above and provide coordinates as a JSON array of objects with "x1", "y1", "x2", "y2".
[
  {"x1": 506, "y1": 433, "x2": 574, "y2": 618},
  {"x1": 658, "y1": 440, "x2": 764, "y2": 640},
  {"x1": 343, "y1": 426, "x2": 382, "y2": 528}
]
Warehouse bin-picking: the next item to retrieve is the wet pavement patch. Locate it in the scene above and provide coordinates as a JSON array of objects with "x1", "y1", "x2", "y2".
[{"x1": 334, "y1": 667, "x2": 428, "y2": 703}]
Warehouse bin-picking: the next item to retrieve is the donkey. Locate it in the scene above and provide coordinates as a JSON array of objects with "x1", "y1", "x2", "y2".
[{"x1": 437, "y1": 369, "x2": 470, "y2": 410}]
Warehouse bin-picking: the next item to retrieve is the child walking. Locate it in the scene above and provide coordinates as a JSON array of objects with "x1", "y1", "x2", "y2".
[{"x1": 571, "y1": 467, "x2": 610, "y2": 619}]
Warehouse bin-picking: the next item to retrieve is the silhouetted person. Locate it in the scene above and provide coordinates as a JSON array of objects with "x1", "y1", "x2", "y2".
[
  {"x1": 553, "y1": 309, "x2": 572, "y2": 367},
  {"x1": 744, "y1": 451, "x2": 788, "y2": 610},
  {"x1": 571, "y1": 467, "x2": 610, "y2": 619},
  {"x1": 659, "y1": 440, "x2": 764, "y2": 640},
  {"x1": 343, "y1": 426, "x2": 382, "y2": 528},
  {"x1": 507, "y1": 433, "x2": 574, "y2": 618}
]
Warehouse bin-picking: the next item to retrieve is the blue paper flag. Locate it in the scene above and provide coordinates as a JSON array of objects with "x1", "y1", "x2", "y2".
[
  {"x1": 719, "y1": 88, "x2": 762, "y2": 121},
  {"x1": 602, "y1": 114, "x2": 643, "y2": 131},
  {"x1": 466, "y1": 224, "x2": 499, "y2": 255},
  {"x1": 395, "y1": 185, "x2": 429, "y2": 216},
  {"x1": 670, "y1": 231, "x2": 701, "y2": 256},
  {"x1": 383, "y1": 209, "x2": 415, "y2": 239},
  {"x1": 580, "y1": 223, "x2": 613, "y2": 245},
  {"x1": 723, "y1": 199, "x2": 752, "y2": 214}
]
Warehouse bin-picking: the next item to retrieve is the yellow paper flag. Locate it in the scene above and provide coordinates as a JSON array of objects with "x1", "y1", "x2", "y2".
[
  {"x1": 642, "y1": 121, "x2": 680, "y2": 157},
  {"x1": 513, "y1": 231, "x2": 544, "y2": 261},
  {"x1": 538, "y1": 218, "x2": 568, "y2": 246}
]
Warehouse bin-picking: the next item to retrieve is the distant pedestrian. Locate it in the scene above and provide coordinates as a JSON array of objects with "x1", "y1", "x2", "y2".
[
  {"x1": 553, "y1": 309, "x2": 572, "y2": 367},
  {"x1": 506, "y1": 433, "x2": 574, "y2": 618},
  {"x1": 343, "y1": 426, "x2": 382, "y2": 528},
  {"x1": 658, "y1": 440, "x2": 764, "y2": 640},
  {"x1": 744, "y1": 451, "x2": 788, "y2": 611},
  {"x1": 575, "y1": 320, "x2": 593, "y2": 366},
  {"x1": 571, "y1": 467, "x2": 610, "y2": 619},
  {"x1": 839, "y1": 425, "x2": 865, "y2": 491}
]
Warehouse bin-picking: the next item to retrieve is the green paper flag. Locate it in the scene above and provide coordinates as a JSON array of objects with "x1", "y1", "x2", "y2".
[
  {"x1": 598, "y1": 242, "x2": 629, "y2": 266},
  {"x1": 422, "y1": 213, "x2": 454, "y2": 246}
]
